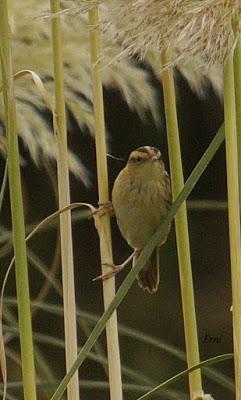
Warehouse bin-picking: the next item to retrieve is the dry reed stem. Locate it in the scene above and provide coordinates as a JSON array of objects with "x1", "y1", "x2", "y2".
[{"x1": 89, "y1": 6, "x2": 123, "y2": 400}]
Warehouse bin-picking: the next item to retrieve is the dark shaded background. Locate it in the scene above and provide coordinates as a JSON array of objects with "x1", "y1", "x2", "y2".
[{"x1": 1, "y1": 67, "x2": 234, "y2": 400}]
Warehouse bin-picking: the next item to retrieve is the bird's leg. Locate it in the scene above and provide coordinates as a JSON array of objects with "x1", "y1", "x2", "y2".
[
  {"x1": 93, "y1": 251, "x2": 136, "y2": 281},
  {"x1": 91, "y1": 200, "x2": 114, "y2": 218}
]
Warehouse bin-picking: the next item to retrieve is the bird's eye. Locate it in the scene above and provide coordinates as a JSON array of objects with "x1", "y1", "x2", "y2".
[{"x1": 129, "y1": 153, "x2": 144, "y2": 164}]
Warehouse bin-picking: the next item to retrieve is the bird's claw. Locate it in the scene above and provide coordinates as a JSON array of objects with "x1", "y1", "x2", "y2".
[
  {"x1": 92, "y1": 263, "x2": 124, "y2": 281},
  {"x1": 93, "y1": 252, "x2": 135, "y2": 282},
  {"x1": 91, "y1": 201, "x2": 114, "y2": 219}
]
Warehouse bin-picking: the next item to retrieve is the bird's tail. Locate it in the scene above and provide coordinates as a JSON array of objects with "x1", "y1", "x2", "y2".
[{"x1": 135, "y1": 249, "x2": 160, "y2": 294}]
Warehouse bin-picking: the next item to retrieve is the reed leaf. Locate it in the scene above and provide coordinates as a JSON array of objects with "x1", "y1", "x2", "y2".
[
  {"x1": 50, "y1": 123, "x2": 224, "y2": 400},
  {"x1": 136, "y1": 353, "x2": 233, "y2": 400}
]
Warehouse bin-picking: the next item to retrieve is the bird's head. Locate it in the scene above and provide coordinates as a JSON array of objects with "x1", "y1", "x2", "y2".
[{"x1": 127, "y1": 146, "x2": 165, "y2": 180}]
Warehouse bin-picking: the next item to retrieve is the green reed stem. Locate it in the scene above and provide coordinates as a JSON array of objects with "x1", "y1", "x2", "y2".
[
  {"x1": 234, "y1": 35, "x2": 241, "y2": 206},
  {"x1": 223, "y1": 50, "x2": 241, "y2": 399},
  {"x1": 50, "y1": 1, "x2": 79, "y2": 399},
  {"x1": 0, "y1": 2, "x2": 36, "y2": 399},
  {"x1": 161, "y1": 50, "x2": 202, "y2": 399},
  {"x1": 88, "y1": 6, "x2": 123, "y2": 400}
]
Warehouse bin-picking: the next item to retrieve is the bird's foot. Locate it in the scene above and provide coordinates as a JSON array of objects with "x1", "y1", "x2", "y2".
[
  {"x1": 91, "y1": 201, "x2": 114, "y2": 218},
  {"x1": 93, "y1": 263, "x2": 124, "y2": 281},
  {"x1": 93, "y1": 251, "x2": 135, "y2": 281}
]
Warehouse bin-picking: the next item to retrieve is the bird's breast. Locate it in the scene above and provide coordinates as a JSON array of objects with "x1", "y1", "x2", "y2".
[{"x1": 112, "y1": 170, "x2": 169, "y2": 249}]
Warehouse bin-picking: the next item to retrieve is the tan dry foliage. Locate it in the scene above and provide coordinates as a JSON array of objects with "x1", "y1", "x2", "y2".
[
  {"x1": 0, "y1": 0, "x2": 160, "y2": 182},
  {"x1": 106, "y1": 0, "x2": 241, "y2": 96}
]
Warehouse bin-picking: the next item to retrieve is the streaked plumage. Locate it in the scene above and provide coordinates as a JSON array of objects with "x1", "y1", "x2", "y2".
[{"x1": 112, "y1": 146, "x2": 172, "y2": 293}]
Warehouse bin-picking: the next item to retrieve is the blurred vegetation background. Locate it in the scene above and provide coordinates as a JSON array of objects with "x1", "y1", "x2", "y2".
[{"x1": 0, "y1": 2, "x2": 234, "y2": 399}]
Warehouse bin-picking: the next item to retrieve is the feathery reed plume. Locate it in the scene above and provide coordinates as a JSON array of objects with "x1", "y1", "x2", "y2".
[
  {"x1": 108, "y1": 0, "x2": 240, "y2": 65},
  {"x1": 0, "y1": 0, "x2": 160, "y2": 174},
  {"x1": 106, "y1": 0, "x2": 227, "y2": 96}
]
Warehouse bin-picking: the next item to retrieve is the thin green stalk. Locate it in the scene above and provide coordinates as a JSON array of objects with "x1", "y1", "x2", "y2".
[
  {"x1": 88, "y1": 6, "x2": 122, "y2": 400},
  {"x1": 161, "y1": 50, "x2": 202, "y2": 399},
  {"x1": 49, "y1": 1, "x2": 80, "y2": 400},
  {"x1": 50, "y1": 124, "x2": 224, "y2": 400},
  {"x1": 0, "y1": 2, "x2": 36, "y2": 400},
  {"x1": 234, "y1": 35, "x2": 241, "y2": 205},
  {"x1": 136, "y1": 354, "x2": 233, "y2": 400},
  {"x1": 0, "y1": 159, "x2": 8, "y2": 211},
  {"x1": 223, "y1": 50, "x2": 241, "y2": 399}
]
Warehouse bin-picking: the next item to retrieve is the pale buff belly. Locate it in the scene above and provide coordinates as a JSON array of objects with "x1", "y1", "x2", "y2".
[{"x1": 113, "y1": 182, "x2": 169, "y2": 250}]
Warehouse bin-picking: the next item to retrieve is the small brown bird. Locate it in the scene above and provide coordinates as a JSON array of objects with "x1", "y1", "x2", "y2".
[{"x1": 112, "y1": 146, "x2": 172, "y2": 293}]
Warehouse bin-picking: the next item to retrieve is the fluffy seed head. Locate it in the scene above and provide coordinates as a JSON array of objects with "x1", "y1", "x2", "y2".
[{"x1": 109, "y1": 0, "x2": 241, "y2": 67}]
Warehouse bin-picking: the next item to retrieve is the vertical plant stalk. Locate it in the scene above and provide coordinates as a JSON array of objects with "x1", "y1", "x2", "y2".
[
  {"x1": 88, "y1": 6, "x2": 123, "y2": 400},
  {"x1": 0, "y1": 2, "x2": 37, "y2": 400},
  {"x1": 223, "y1": 50, "x2": 241, "y2": 399},
  {"x1": 50, "y1": 1, "x2": 79, "y2": 399},
  {"x1": 234, "y1": 35, "x2": 241, "y2": 205},
  {"x1": 161, "y1": 50, "x2": 203, "y2": 399}
]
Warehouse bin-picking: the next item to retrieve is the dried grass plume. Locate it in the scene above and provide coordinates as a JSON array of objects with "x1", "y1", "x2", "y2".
[
  {"x1": 0, "y1": 0, "x2": 160, "y2": 182},
  {"x1": 106, "y1": 0, "x2": 241, "y2": 95}
]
